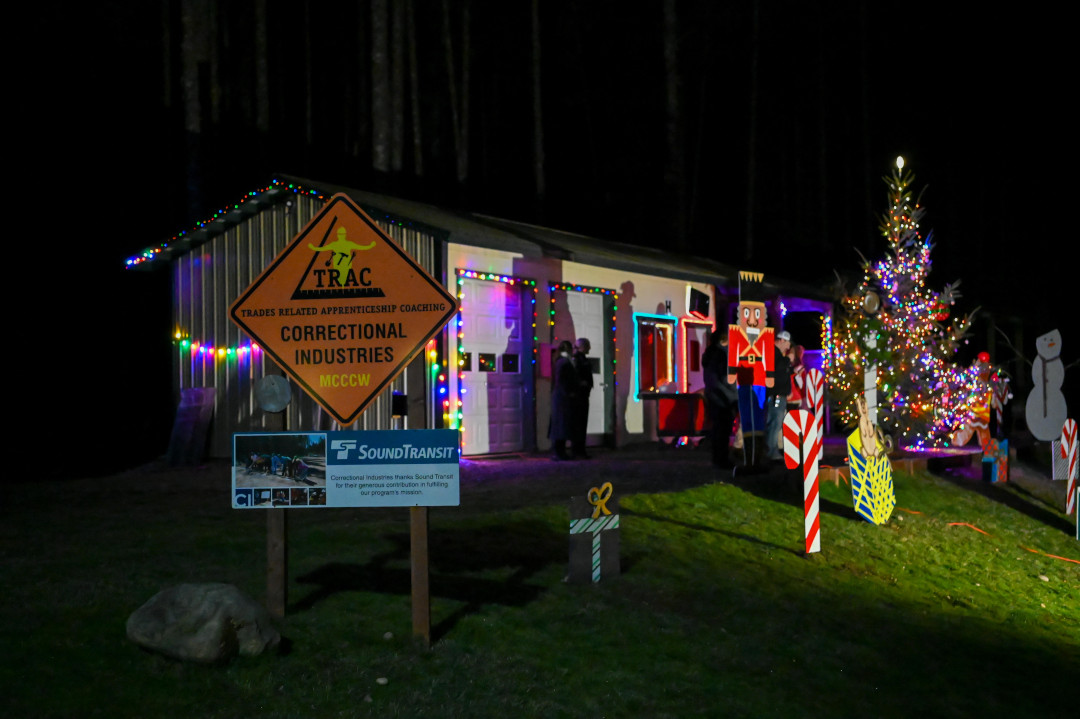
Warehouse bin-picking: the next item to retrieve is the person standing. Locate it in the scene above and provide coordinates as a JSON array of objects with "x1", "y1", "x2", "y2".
[
  {"x1": 765, "y1": 331, "x2": 793, "y2": 461},
  {"x1": 703, "y1": 329, "x2": 736, "y2": 468},
  {"x1": 550, "y1": 340, "x2": 576, "y2": 460},
  {"x1": 571, "y1": 338, "x2": 594, "y2": 458},
  {"x1": 787, "y1": 343, "x2": 805, "y2": 411}
]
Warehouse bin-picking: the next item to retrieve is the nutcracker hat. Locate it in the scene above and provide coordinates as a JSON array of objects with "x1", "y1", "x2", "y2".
[{"x1": 738, "y1": 270, "x2": 766, "y2": 305}]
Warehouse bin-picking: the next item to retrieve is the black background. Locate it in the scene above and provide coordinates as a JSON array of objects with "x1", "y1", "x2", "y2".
[{"x1": 22, "y1": 2, "x2": 1072, "y2": 475}]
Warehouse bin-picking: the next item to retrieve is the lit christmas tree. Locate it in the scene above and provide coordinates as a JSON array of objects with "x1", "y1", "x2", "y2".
[{"x1": 824, "y1": 157, "x2": 979, "y2": 448}]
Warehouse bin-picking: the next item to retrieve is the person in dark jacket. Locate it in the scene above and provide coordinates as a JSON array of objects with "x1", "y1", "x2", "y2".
[
  {"x1": 703, "y1": 329, "x2": 736, "y2": 468},
  {"x1": 550, "y1": 340, "x2": 576, "y2": 460},
  {"x1": 571, "y1": 338, "x2": 594, "y2": 458},
  {"x1": 765, "y1": 330, "x2": 793, "y2": 461}
]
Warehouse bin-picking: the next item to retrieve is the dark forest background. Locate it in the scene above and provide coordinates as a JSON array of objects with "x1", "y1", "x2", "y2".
[{"x1": 22, "y1": 1, "x2": 1072, "y2": 474}]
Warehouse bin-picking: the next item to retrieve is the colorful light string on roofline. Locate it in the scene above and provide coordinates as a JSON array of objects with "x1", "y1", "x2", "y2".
[
  {"x1": 124, "y1": 179, "x2": 329, "y2": 269},
  {"x1": 450, "y1": 270, "x2": 540, "y2": 435}
]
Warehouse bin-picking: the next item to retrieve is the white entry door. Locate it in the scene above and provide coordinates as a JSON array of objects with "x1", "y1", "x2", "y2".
[
  {"x1": 683, "y1": 321, "x2": 712, "y2": 392},
  {"x1": 566, "y1": 291, "x2": 607, "y2": 436},
  {"x1": 460, "y1": 279, "x2": 525, "y2": 454}
]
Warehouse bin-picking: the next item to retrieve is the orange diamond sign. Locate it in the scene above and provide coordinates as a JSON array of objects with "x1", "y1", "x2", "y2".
[{"x1": 230, "y1": 193, "x2": 457, "y2": 425}]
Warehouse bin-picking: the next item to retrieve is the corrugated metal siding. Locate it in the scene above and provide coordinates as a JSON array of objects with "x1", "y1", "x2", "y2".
[{"x1": 173, "y1": 195, "x2": 439, "y2": 458}]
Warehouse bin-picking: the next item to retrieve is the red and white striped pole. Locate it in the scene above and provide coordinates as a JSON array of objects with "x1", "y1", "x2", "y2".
[
  {"x1": 1061, "y1": 419, "x2": 1077, "y2": 515},
  {"x1": 784, "y1": 409, "x2": 821, "y2": 554},
  {"x1": 804, "y1": 368, "x2": 826, "y2": 453}
]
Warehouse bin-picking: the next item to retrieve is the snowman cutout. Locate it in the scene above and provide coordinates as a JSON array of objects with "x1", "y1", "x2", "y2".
[{"x1": 1025, "y1": 329, "x2": 1066, "y2": 442}]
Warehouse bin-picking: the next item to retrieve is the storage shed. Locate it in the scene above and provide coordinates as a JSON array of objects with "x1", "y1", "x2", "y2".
[{"x1": 129, "y1": 175, "x2": 831, "y2": 458}]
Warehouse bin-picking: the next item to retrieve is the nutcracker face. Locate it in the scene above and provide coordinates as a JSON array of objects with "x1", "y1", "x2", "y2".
[{"x1": 738, "y1": 301, "x2": 766, "y2": 331}]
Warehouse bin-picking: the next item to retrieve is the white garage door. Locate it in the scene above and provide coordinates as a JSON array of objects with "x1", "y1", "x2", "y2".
[
  {"x1": 460, "y1": 279, "x2": 525, "y2": 454},
  {"x1": 565, "y1": 291, "x2": 607, "y2": 436}
]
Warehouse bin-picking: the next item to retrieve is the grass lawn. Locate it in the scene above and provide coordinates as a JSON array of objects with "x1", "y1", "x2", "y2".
[{"x1": 2, "y1": 460, "x2": 1076, "y2": 718}]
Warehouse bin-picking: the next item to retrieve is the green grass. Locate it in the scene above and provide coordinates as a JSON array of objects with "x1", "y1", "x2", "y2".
[{"x1": 2, "y1": 465, "x2": 1077, "y2": 718}]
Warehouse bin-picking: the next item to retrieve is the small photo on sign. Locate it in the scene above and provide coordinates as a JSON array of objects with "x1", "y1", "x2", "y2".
[{"x1": 233, "y1": 433, "x2": 328, "y2": 490}]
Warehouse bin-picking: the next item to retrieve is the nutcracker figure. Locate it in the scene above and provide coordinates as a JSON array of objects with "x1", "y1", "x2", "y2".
[{"x1": 728, "y1": 271, "x2": 774, "y2": 445}]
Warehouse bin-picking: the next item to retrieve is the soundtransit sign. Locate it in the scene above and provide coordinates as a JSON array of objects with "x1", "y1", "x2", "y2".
[{"x1": 233, "y1": 429, "x2": 459, "y2": 508}]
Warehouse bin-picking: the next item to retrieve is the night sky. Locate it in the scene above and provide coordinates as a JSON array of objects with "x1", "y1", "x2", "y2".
[{"x1": 28, "y1": 2, "x2": 1072, "y2": 474}]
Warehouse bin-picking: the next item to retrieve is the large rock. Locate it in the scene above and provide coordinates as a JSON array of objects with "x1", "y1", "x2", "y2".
[{"x1": 126, "y1": 583, "x2": 280, "y2": 664}]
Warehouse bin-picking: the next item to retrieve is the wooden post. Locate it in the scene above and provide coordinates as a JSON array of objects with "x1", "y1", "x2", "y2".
[
  {"x1": 267, "y1": 508, "x2": 288, "y2": 619},
  {"x1": 405, "y1": 352, "x2": 432, "y2": 646},
  {"x1": 410, "y1": 506, "x2": 431, "y2": 646}
]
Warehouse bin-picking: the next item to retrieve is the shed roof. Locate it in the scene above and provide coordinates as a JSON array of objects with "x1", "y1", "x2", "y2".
[{"x1": 126, "y1": 174, "x2": 831, "y2": 302}]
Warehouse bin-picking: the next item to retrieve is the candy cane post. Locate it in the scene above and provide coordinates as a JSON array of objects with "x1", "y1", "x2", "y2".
[
  {"x1": 784, "y1": 409, "x2": 821, "y2": 554},
  {"x1": 803, "y1": 368, "x2": 826, "y2": 449},
  {"x1": 1062, "y1": 419, "x2": 1077, "y2": 515}
]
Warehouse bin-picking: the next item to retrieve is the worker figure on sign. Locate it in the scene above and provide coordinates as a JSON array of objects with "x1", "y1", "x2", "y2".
[
  {"x1": 309, "y1": 226, "x2": 376, "y2": 272},
  {"x1": 727, "y1": 271, "x2": 774, "y2": 461}
]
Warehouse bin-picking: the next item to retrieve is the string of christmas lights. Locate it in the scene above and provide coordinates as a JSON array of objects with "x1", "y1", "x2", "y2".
[
  {"x1": 172, "y1": 331, "x2": 263, "y2": 362},
  {"x1": 825, "y1": 159, "x2": 982, "y2": 448},
  {"x1": 124, "y1": 179, "x2": 329, "y2": 269}
]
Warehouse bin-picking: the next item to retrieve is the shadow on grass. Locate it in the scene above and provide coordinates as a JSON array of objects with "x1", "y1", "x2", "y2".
[
  {"x1": 621, "y1": 506, "x2": 803, "y2": 556},
  {"x1": 937, "y1": 470, "x2": 1075, "y2": 535},
  {"x1": 724, "y1": 465, "x2": 863, "y2": 522},
  {"x1": 292, "y1": 519, "x2": 565, "y2": 640}
]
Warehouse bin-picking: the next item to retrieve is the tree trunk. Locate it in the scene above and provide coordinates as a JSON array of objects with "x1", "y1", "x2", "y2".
[
  {"x1": 161, "y1": 1, "x2": 173, "y2": 108},
  {"x1": 407, "y1": 0, "x2": 423, "y2": 176},
  {"x1": 858, "y1": 2, "x2": 874, "y2": 253},
  {"x1": 531, "y1": 0, "x2": 545, "y2": 212},
  {"x1": 254, "y1": 0, "x2": 269, "y2": 134},
  {"x1": 371, "y1": 0, "x2": 391, "y2": 173},
  {"x1": 180, "y1": 0, "x2": 207, "y2": 137},
  {"x1": 180, "y1": 0, "x2": 209, "y2": 218},
  {"x1": 815, "y1": 10, "x2": 829, "y2": 251},
  {"x1": 745, "y1": 0, "x2": 760, "y2": 260},
  {"x1": 662, "y1": 0, "x2": 686, "y2": 250},
  {"x1": 441, "y1": 0, "x2": 471, "y2": 184},
  {"x1": 303, "y1": 1, "x2": 313, "y2": 151},
  {"x1": 207, "y1": 1, "x2": 220, "y2": 126},
  {"x1": 390, "y1": 0, "x2": 405, "y2": 173}
]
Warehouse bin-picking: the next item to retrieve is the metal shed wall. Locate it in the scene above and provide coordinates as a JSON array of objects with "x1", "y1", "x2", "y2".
[{"x1": 172, "y1": 194, "x2": 440, "y2": 458}]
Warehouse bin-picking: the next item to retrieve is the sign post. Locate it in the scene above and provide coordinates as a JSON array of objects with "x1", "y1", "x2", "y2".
[
  {"x1": 410, "y1": 507, "x2": 431, "y2": 644},
  {"x1": 267, "y1": 509, "x2": 287, "y2": 619},
  {"x1": 230, "y1": 193, "x2": 459, "y2": 640}
]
